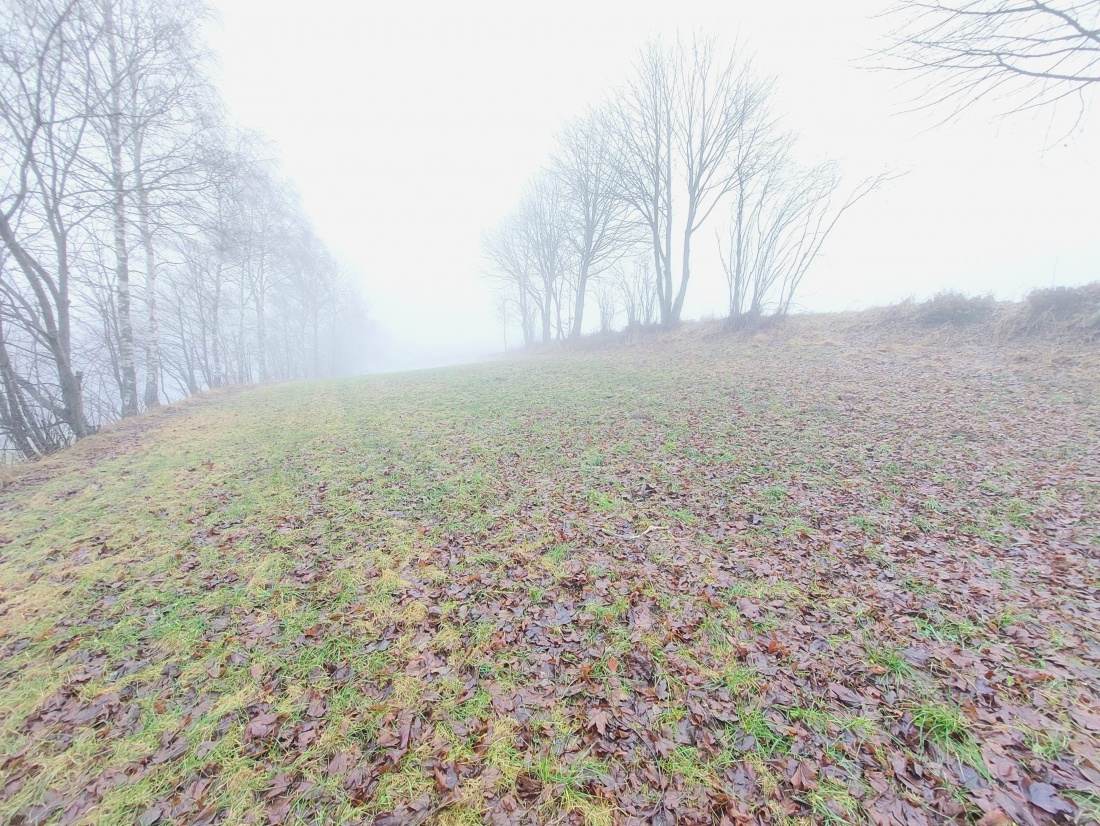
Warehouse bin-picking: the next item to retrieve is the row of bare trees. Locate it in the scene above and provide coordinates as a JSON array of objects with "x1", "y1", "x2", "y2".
[
  {"x1": 484, "y1": 35, "x2": 884, "y2": 346},
  {"x1": 0, "y1": 0, "x2": 369, "y2": 459}
]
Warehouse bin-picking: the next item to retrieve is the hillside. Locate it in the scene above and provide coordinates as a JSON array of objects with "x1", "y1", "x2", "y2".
[{"x1": 1, "y1": 317, "x2": 1098, "y2": 825}]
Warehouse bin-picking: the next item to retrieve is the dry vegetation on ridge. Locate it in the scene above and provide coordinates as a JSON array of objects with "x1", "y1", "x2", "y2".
[{"x1": 0, "y1": 313, "x2": 1098, "y2": 825}]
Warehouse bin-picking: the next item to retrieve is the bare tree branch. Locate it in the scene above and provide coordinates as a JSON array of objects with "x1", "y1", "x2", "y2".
[{"x1": 876, "y1": 0, "x2": 1100, "y2": 120}]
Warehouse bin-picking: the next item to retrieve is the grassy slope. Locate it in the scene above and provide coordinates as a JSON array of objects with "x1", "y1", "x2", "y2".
[{"x1": 1, "y1": 318, "x2": 1098, "y2": 825}]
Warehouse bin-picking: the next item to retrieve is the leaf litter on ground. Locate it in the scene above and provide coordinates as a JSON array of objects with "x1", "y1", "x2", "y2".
[{"x1": 0, "y1": 316, "x2": 1098, "y2": 825}]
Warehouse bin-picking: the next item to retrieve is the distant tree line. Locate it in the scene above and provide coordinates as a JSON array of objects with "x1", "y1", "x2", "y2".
[
  {"x1": 484, "y1": 35, "x2": 884, "y2": 346},
  {"x1": 0, "y1": 0, "x2": 370, "y2": 459}
]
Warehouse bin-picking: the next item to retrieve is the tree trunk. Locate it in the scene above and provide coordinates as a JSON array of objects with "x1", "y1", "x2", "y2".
[
  {"x1": 569, "y1": 259, "x2": 591, "y2": 339},
  {"x1": 212, "y1": 267, "x2": 222, "y2": 386},
  {"x1": 135, "y1": 162, "x2": 161, "y2": 408},
  {"x1": 649, "y1": 223, "x2": 666, "y2": 323},
  {"x1": 0, "y1": 315, "x2": 46, "y2": 457},
  {"x1": 541, "y1": 288, "x2": 552, "y2": 343},
  {"x1": 0, "y1": 213, "x2": 88, "y2": 438},
  {"x1": 312, "y1": 308, "x2": 319, "y2": 377},
  {"x1": 103, "y1": 0, "x2": 138, "y2": 415},
  {"x1": 731, "y1": 188, "x2": 746, "y2": 317},
  {"x1": 255, "y1": 249, "x2": 267, "y2": 381},
  {"x1": 672, "y1": 220, "x2": 694, "y2": 324},
  {"x1": 660, "y1": 107, "x2": 674, "y2": 325}
]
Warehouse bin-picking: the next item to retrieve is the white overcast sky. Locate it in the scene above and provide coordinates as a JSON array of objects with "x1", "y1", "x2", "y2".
[{"x1": 204, "y1": 0, "x2": 1099, "y2": 369}]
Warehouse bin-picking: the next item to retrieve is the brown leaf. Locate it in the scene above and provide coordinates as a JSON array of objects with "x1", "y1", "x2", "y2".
[
  {"x1": 1069, "y1": 708, "x2": 1100, "y2": 731},
  {"x1": 631, "y1": 603, "x2": 654, "y2": 632},
  {"x1": 588, "y1": 708, "x2": 610, "y2": 736},
  {"x1": 305, "y1": 691, "x2": 327, "y2": 718},
  {"x1": 828, "y1": 682, "x2": 863, "y2": 707},
  {"x1": 433, "y1": 763, "x2": 459, "y2": 792},
  {"x1": 788, "y1": 759, "x2": 818, "y2": 791},
  {"x1": 265, "y1": 797, "x2": 293, "y2": 825},
  {"x1": 265, "y1": 772, "x2": 292, "y2": 800},
  {"x1": 326, "y1": 752, "x2": 352, "y2": 778},
  {"x1": 901, "y1": 647, "x2": 932, "y2": 667},
  {"x1": 245, "y1": 712, "x2": 278, "y2": 742},
  {"x1": 150, "y1": 735, "x2": 188, "y2": 764},
  {"x1": 515, "y1": 773, "x2": 542, "y2": 802},
  {"x1": 737, "y1": 598, "x2": 760, "y2": 621},
  {"x1": 1026, "y1": 781, "x2": 1074, "y2": 815}
]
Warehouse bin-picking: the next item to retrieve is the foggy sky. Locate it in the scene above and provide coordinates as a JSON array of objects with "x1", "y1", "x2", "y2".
[{"x1": 205, "y1": 0, "x2": 1099, "y2": 370}]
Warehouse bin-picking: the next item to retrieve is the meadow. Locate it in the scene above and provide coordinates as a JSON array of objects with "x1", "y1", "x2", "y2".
[{"x1": 1, "y1": 317, "x2": 1097, "y2": 825}]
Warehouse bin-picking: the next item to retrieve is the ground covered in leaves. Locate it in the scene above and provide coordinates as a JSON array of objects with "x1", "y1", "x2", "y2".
[{"x1": 1, "y1": 318, "x2": 1098, "y2": 826}]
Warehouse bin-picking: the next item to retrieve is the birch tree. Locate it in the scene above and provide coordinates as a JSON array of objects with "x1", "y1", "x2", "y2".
[
  {"x1": 93, "y1": 0, "x2": 140, "y2": 415},
  {"x1": 1, "y1": 0, "x2": 372, "y2": 459},
  {"x1": 123, "y1": 0, "x2": 210, "y2": 407}
]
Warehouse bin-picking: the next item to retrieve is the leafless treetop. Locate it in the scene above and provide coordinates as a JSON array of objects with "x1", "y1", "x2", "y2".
[{"x1": 881, "y1": 0, "x2": 1100, "y2": 117}]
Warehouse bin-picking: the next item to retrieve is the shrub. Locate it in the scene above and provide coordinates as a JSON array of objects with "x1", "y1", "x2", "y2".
[
  {"x1": 1005, "y1": 282, "x2": 1100, "y2": 336},
  {"x1": 911, "y1": 291, "x2": 997, "y2": 327}
]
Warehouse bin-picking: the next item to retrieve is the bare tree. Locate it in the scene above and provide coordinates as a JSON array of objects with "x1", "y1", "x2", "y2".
[
  {"x1": 774, "y1": 173, "x2": 887, "y2": 314},
  {"x1": 592, "y1": 276, "x2": 618, "y2": 334},
  {"x1": 721, "y1": 101, "x2": 790, "y2": 318},
  {"x1": 482, "y1": 174, "x2": 577, "y2": 348},
  {"x1": 720, "y1": 161, "x2": 782, "y2": 318},
  {"x1": 0, "y1": 0, "x2": 95, "y2": 450},
  {"x1": 481, "y1": 212, "x2": 538, "y2": 348},
  {"x1": 880, "y1": 1, "x2": 1100, "y2": 117},
  {"x1": 1, "y1": 0, "x2": 371, "y2": 458},
  {"x1": 519, "y1": 173, "x2": 572, "y2": 343},
  {"x1": 494, "y1": 293, "x2": 510, "y2": 350},
  {"x1": 122, "y1": 0, "x2": 211, "y2": 407},
  {"x1": 78, "y1": 0, "x2": 212, "y2": 413},
  {"x1": 611, "y1": 35, "x2": 773, "y2": 326},
  {"x1": 610, "y1": 42, "x2": 676, "y2": 325},
  {"x1": 93, "y1": 0, "x2": 141, "y2": 415},
  {"x1": 720, "y1": 156, "x2": 888, "y2": 318},
  {"x1": 675, "y1": 36, "x2": 772, "y2": 323},
  {"x1": 551, "y1": 105, "x2": 634, "y2": 339},
  {"x1": 236, "y1": 152, "x2": 291, "y2": 382},
  {"x1": 614, "y1": 256, "x2": 659, "y2": 328}
]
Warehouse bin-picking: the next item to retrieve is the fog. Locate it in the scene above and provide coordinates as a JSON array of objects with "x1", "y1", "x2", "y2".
[
  {"x1": 3, "y1": 0, "x2": 1097, "y2": 458},
  {"x1": 207, "y1": 0, "x2": 1099, "y2": 370},
  {"x1": 4, "y1": 5, "x2": 1100, "y2": 816}
]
